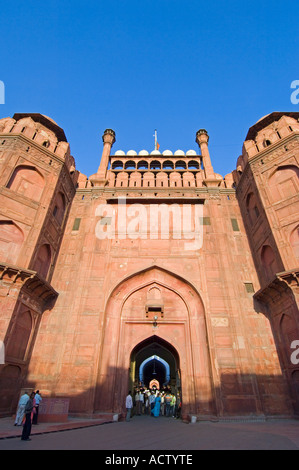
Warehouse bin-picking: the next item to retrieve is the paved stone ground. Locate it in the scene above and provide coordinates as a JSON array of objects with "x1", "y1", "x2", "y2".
[{"x1": 0, "y1": 415, "x2": 298, "y2": 451}]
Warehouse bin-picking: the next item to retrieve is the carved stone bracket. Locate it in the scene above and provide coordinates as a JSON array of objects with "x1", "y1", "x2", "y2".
[
  {"x1": 276, "y1": 269, "x2": 299, "y2": 288},
  {"x1": 254, "y1": 269, "x2": 299, "y2": 305},
  {"x1": 0, "y1": 263, "x2": 58, "y2": 312}
]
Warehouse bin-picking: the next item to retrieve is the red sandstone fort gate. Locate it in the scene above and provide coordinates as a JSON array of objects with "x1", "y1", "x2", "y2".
[{"x1": 0, "y1": 112, "x2": 299, "y2": 420}]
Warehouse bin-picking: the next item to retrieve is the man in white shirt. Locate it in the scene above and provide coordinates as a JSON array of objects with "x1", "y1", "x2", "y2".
[
  {"x1": 32, "y1": 390, "x2": 42, "y2": 425},
  {"x1": 14, "y1": 391, "x2": 29, "y2": 426},
  {"x1": 125, "y1": 391, "x2": 133, "y2": 422},
  {"x1": 139, "y1": 390, "x2": 144, "y2": 414}
]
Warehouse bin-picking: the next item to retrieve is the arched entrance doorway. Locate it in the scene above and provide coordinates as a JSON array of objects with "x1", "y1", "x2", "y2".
[
  {"x1": 129, "y1": 335, "x2": 180, "y2": 394},
  {"x1": 93, "y1": 266, "x2": 216, "y2": 420},
  {"x1": 140, "y1": 355, "x2": 170, "y2": 388}
]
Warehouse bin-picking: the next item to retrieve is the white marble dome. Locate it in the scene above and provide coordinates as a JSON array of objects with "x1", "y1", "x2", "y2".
[
  {"x1": 163, "y1": 150, "x2": 173, "y2": 156},
  {"x1": 127, "y1": 150, "x2": 137, "y2": 156},
  {"x1": 114, "y1": 150, "x2": 125, "y2": 156},
  {"x1": 174, "y1": 150, "x2": 185, "y2": 156},
  {"x1": 186, "y1": 149, "x2": 197, "y2": 156},
  {"x1": 138, "y1": 150, "x2": 149, "y2": 156},
  {"x1": 150, "y1": 150, "x2": 161, "y2": 155}
]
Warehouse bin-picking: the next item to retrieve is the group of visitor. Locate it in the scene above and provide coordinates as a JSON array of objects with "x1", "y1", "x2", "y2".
[
  {"x1": 14, "y1": 389, "x2": 42, "y2": 441},
  {"x1": 132, "y1": 386, "x2": 181, "y2": 419}
]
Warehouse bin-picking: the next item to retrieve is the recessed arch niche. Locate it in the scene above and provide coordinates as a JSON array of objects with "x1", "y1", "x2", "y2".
[
  {"x1": 6, "y1": 307, "x2": 33, "y2": 361},
  {"x1": 32, "y1": 243, "x2": 52, "y2": 279},
  {"x1": 7, "y1": 165, "x2": 45, "y2": 202},
  {"x1": 0, "y1": 220, "x2": 24, "y2": 264},
  {"x1": 268, "y1": 165, "x2": 299, "y2": 202},
  {"x1": 94, "y1": 266, "x2": 215, "y2": 419}
]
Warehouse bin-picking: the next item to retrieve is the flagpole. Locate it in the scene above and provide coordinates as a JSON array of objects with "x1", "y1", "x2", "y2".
[{"x1": 154, "y1": 129, "x2": 157, "y2": 151}]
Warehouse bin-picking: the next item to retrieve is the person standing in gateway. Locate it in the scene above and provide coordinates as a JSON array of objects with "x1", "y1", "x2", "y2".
[
  {"x1": 32, "y1": 390, "x2": 42, "y2": 425},
  {"x1": 21, "y1": 392, "x2": 35, "y2": 441},
  {"x1": 14, "y1": 391, "x2": 29, "y2": 426},
  {"x1": 125, "y1": 391, "x2": 133, "y2": 422}
]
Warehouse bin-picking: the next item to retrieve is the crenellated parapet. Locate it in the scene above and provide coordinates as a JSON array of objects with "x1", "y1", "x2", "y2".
[
  {"x1": 242, "y1": 112, "x2": 299, "y2": 160},
  {"x1": 0, "y1": 114, "x2": 77, "y2": 171},
  {"x1": 86, "y1": 129, "x2": 234, "y2": 190}
]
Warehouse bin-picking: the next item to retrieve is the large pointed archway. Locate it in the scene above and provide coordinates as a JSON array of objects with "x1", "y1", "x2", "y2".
[{"x1": 94, "y1": 266, "x2": 216, "y2": 420}]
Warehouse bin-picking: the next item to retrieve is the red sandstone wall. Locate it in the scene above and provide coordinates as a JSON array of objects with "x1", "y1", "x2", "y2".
[
  {"x1": 27, "y1": 186, "x2": 290, "y2": 417},
  {"x1": 0, "y1": 115, "x2": 77, "y2": 416},
  {"x1": 236, "y1": 113, "x2": 299, "y2": 414},
  {"x1": 0, "y1": 112, "x2": 298, "y2": 419}
]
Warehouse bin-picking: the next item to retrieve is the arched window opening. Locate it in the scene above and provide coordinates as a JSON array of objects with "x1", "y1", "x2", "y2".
[
  {"x1": 246, "y1": 192, "x2": 260, "y2": 225},
  {"x1": 112, "y1": 161, "x2": 124, "y2": 170},
  {"x1": 32, "y1": 244, "x2": 52, "y2": 279},
  {"x1": 125, "y1": 161, "x2": 136, "y2": 170},
  {"x1": 162, "y1": 161, "x2": 174, "y2": 170},
  {"x1": 150, "y1": 161, "x2": 161, "y2": 170},
  {"x1": 188, "y1": 161, "x2": 199, "y2": 170},
  {"x1": 261, "y1": 245, "x2": 278, "y2": 279},
  {"x1": 52, "y1": 192, "x2": 66, "y2": 225},
  {"x1": 175, "y1": 161, "x2": 187, "y2": 170},
  {"x1": 137, "y1": 161, "x2": 148, "y2": 170}
]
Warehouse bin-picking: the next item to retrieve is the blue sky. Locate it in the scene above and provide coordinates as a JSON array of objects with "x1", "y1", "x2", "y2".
[{"x1": 1, "y1": 0, "x2": 298, "y2": 178}]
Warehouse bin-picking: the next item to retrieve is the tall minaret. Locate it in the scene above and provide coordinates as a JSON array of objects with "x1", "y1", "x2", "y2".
[
  {"x1": 196, "y1": 129, "x2": 220, "y2": 187},
  {"x1": 90, "y1": 128, "x2": 116, "y2": 186}
]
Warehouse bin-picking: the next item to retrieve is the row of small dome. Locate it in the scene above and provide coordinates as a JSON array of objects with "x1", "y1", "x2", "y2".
[{"x1": 113, "y1": 149, "x2": 198, "y2": 157}]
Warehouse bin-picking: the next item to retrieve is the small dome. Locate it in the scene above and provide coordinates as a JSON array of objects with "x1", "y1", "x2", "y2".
[
  {"x1": 163, "y1": 150, "x2": 173, "y2": 156},
  {"x1": 114, "y1": 150, "x2": 125, "y2": 156},
  {"x1": 127, "y1": 150, "x2": 137, "y2": 156},
  {"x1": 186, "y1": 149, "x2": 197, "y2": 156},
  {"x1": 174, "y1": 150, "x2": 185, "y2": 156},
  {"x1": 150, "y1": 150, "x2": 161, "y2": 155},
  {"x1": 138, "y1": 150, "x2": 149, "y2": 156}
]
